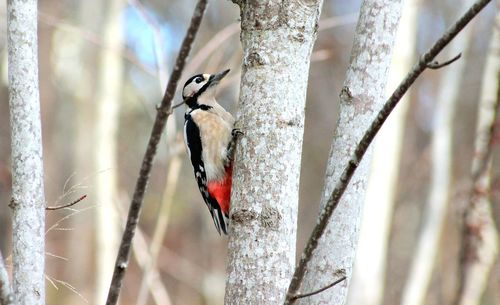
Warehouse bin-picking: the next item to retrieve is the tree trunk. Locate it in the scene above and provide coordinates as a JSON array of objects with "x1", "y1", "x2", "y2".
[
  {"x1": 300, "y1": 1, "x2": 403, "y2": 304},
  {"x1": 7, "y1": 0, "x2": 45, "y2": 304},
  {"x1": 94, "y1": 0, "x2": 124, "y2": 304},
  {"x1": 455, "y1": 7, "x2": 499, "y2": 305},
  {"x1": 347, "y1": 1, "x2": 418, "y2": 305},
  {"x1": 224, "y1": 1, "x2": 323, "y2": 304},
  {"x1": 401, "y1": 2, "x2": 475, "y2": 305}
]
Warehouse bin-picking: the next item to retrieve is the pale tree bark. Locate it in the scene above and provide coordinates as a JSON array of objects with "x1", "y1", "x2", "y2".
[
  {"x1": 7, "y1": 0, "x2": 45, "y2": 304},
  {"x1": 0, "y1": 251, "x2": 15, "y2": 305},
  {"x1": 455, "y1": 6, "x2": 499, "y2": 305},
  {"x1": 224, "y1": 1, "x2": 324, "y2": 304},
  {"x1": 300, "y1": 1, "x2": 403, "y2": 304},
  {"x1": 347, "y1": 1, "x2": 418, "y2": 305},
  {"x1": 94, "y1": 0, "x2": 125, "y2": 304},
  {"x1": 401, "y1": 2, "x2": 475, "y2": 305}
]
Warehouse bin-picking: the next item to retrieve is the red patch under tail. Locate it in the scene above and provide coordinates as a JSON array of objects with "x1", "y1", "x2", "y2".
[{"x1": 207, "y1": 165, "x2": 233, "y2": 215}]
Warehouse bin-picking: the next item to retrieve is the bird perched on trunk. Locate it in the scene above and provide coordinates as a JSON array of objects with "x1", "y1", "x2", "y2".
[{"x1": 182, "y1": 69, "x2": 240, "y2": 235}]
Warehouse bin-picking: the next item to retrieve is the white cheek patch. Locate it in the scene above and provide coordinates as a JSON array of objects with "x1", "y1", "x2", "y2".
[
  {"x1": 183, "y1": 80, "x2": 208, "y2": 98},
  {"x1": 183, "y1": 85, "x2": 196, "y2": 98}
]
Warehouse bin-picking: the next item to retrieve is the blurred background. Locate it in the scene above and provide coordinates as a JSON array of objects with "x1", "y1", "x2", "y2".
[{"x1": 0, "y1": 0, "x2": 498, "y2": 304}]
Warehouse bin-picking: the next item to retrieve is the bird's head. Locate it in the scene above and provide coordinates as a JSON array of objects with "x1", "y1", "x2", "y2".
[{"x1": 182, "y1": 69, "x2": 230, "y2": 108}]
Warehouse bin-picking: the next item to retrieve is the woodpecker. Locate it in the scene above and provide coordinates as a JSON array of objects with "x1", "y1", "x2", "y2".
[{"x1": 182, "y1": 69, "x2": 240, "y2": 235}]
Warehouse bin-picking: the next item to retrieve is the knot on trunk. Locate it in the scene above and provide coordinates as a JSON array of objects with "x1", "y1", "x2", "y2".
[
  {"x1": 231, "y1": 207, "x2": 282, "y2": 230},
  {"x1": 244, "y1": 51, "x2": 270, "y2": 67},
  {"x1": 231, "y1": 208, "x2": 258, "y2": 224}
]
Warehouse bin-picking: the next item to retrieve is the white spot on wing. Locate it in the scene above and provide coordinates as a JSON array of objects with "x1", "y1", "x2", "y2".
[
  {"x1": 183, "y1": 121, "x2": 191, "y2": 159},
  {"x1": 212, "y1": 210, "x2": 221, "y2": 234}
]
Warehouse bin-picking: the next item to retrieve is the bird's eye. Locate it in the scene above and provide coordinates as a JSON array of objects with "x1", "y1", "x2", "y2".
[{"x1": 195, "y1": 77, "x2": 203, "y2": 84}]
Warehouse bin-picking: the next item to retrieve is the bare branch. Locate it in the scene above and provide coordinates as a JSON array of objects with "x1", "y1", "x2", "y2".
[
  {"x1": 284, "y1": 0, "x2": 493, "y2": 304},
  {"x1": 53, "y1": 278, "x2": 89, "y2": 303},
  {"x1": 426, "y1": 53, "x2": 462, "y2": 69},
  {"x1": 45, "y1": 205, "x2": 96, "y2": 236},
  {"x1": 290, "y1": 276, "x2": 347, "y2": 301},
  {"x1": 0, "y1": 252, "x2": 15, "y2": 305},
  {"x1": 171, "y1": 100, "x2": 185, "y2": 109},
  {"x1": 45, "y1": 195, "x2": 87, "y2": 211},
  {"x1": 105, "y1": 1, "x2": 208, "y2": 304}
]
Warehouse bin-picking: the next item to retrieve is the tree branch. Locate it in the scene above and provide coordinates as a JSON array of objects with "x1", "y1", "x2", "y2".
[
  {"x1": 45, "y1": 195, "x2": 87, "y2": 211},
  {"x1": 426, "y1": 53, "x2": 462, "y2": 69},
  {"x1": 171, "y1": 100, "x2": 185, "y2": 109},
  {"x1": 290, "y1": 276, "x2": 347, "y2": 301},
  {"x1": 105, "y1": 1, "x2": 208, "y2": 304},
  {"x1": 0, "y1": 252, "x2": 15, "y2": 305},
  {"x1": 284, "y1": 0, "x2": 493, "y2": 303}
]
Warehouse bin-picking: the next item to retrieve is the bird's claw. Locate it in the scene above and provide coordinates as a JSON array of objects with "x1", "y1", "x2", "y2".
[{"x1": 232, "y1": 128, "x2": 244, "y2": 138}]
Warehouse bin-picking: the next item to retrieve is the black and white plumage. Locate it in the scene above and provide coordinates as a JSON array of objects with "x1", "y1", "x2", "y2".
[{"x1": 182, "y1": 69, "x2": 238, "y2": 235}]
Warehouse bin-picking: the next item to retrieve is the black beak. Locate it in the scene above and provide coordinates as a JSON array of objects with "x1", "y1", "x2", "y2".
[{"x1": 208, "y1": 69, "x2": 230, "y2": 86}]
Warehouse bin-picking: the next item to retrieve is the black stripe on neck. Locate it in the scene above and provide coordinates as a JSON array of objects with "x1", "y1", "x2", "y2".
[{"x1": 185, "y1": 104, "x2": 213, "y2": 119}]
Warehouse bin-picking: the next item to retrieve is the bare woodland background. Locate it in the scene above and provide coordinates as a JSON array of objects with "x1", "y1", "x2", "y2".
[{"x1": 0, "y1": 0, "x2": 498, "y2": 305}]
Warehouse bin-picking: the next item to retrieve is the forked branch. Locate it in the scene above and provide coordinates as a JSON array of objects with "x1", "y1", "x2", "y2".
[{"x1": 284, "y1": 0, "x2": 493, "y2": 303}]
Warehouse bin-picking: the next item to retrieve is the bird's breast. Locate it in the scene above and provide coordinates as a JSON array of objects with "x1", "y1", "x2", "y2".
[{"x1": 190, "y1": 110, "x2": 234, "y2": 181}]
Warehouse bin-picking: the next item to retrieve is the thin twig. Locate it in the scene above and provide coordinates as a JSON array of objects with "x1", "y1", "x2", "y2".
[
  {"x1": 46, "y1": 274, "x2": 90, "y2": 304},
  {"x1": 0, "y1": 251, "x2": 15, "y2": 305},
  {"x1": 45, "y1": 205, "x2": 96, "y2": 235},
  {"x1": 45, "y1": 274, "x2": 59, "y2": 290},
  {"x1": 290, "y1": 276, "x2": 347, "y2": 301},
  {"x1": 45, "y1": 252, "x2": 69, "y2": 261},
  {"x1": 284, "y1": 0, "x2": 493, "y2": 304},
  {"x1": 45, "y1": 195, "x2": 87, "y2": 211},
  {"x1": 105, "y1": 1, "x2": 208, "y2": 304},
  {"x1": 54, "y1": 278, "x2": 89, "y2": 303},
  {"x1": 426, "y1": 53, "x2": 462, "y2": 69},
  {"x1": 171, "y1": 100, "x2": 185, "y2": 109}
]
